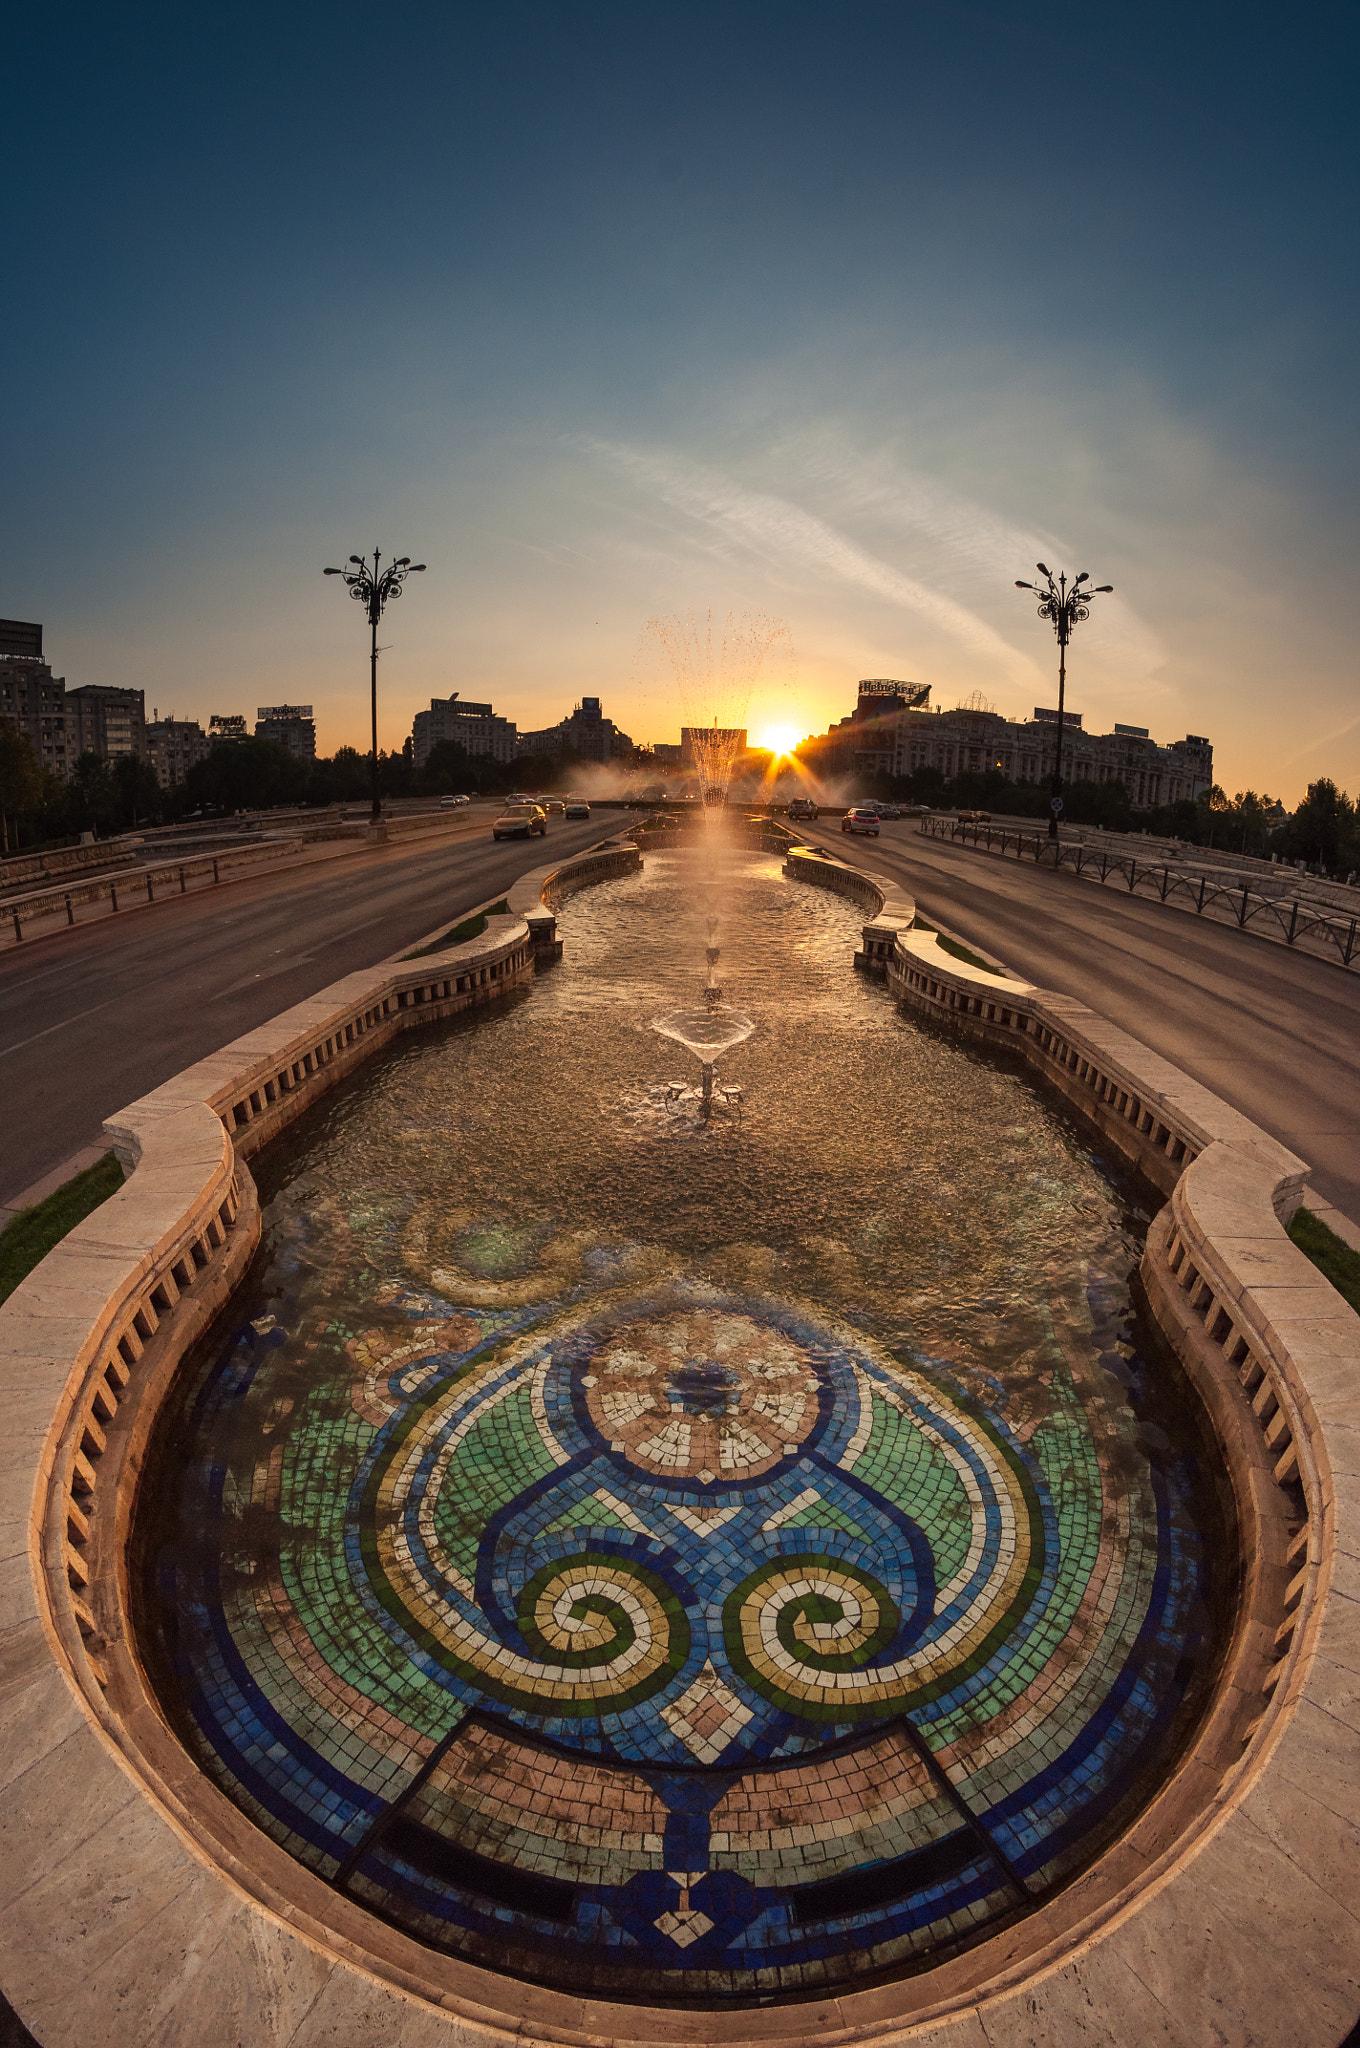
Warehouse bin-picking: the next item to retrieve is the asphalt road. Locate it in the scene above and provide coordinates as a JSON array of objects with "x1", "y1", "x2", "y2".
[
  {"x1": 0, "y1": 809, "x2": 613, "y2": 1210},
  {"x1": 834, "y1": 823, "x2": 1360, "y2": 1225},
  {"x1": 4, "y1": 811, "x2": 1357, "y2": 1231}
]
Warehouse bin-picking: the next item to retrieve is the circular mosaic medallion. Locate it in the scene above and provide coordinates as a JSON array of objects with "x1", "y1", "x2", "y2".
[
  {"x1": 580, "y1": 1310, "x2": 823, "y2": 1480},
  {"x1": 355, "y1": 1289, "x2": 1048, "y2": 1755},
  {"x1": 154, "y1": 1280, "x2": 1214, "y2": 1998}
]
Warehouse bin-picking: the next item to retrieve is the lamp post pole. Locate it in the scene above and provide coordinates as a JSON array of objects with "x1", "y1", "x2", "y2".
[
  {"x1": 1014, "y1": 564, "x2": 1113, "y2": 840},
  {"x1": 323, "y1": 550, "x2": 426, "y2": 822}
]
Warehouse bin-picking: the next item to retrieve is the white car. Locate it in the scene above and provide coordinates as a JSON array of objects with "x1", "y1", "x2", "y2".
[
  {"x1": 842, "y1": 807, "x2": 881, "y2": 837},
  {"x1": 565, "y1": 798, "x2": 591, "y2": 818}
]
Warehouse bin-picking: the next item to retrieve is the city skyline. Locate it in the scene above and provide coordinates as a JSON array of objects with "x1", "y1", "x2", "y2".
[{"x1": 2, "y1": 3, "x2": 1357, "y2": 802}]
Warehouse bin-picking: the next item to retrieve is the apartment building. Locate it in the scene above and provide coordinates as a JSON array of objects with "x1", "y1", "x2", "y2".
[
  {"x1": 66, "y1": 684, "x2": 147, "y2": 762},
  {"x1": 255, "y1": 704, "x2": 317, "y2": 760},
  {"x1": 805, "y1": 679, "x2": 1213, "y2": 808},
  {"x1": 411, "y1": 695, "x2": 518, "y2": 769},
  {"x1": 0, "y1": 619, "x2": 74, "y2": 780},
  {"x1": 517, "y1": 695, "x2": 633, "y2": 763},
  {"x1": 147, "y1": 715, "x2": 211, "y2": 789}
]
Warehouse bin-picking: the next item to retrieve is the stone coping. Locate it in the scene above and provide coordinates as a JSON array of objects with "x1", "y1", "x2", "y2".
[{"x1": 2, "y1": 835, "x2": 1357, "y2": 2046}]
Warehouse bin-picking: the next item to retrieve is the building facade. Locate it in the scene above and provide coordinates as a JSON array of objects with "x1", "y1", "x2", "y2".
[
  {"x1": 0, "y1": 619, "x2": 73, "y2": 781},
  {"x1": 65, "y1": 685, "x2": 147, "y2": 763},
  {"x1": 893, "y1": 705, "x2": 1213, "y2": 807},
  {"x1": 810, "y1": 680, "x2": 930, "y2": 780},
  {"x1": 804, "y1": 678, "x2": 1213, "y2": 809},
  {"x1": 255, "y1": 705, "x2": 317, "y2": 760},
  {"x1": 517, "y1": 696, "x2": 633, "y2": 763},
  {"x1": 147, "y1": 716, "x2": 211, "y2": 789},
  {"x1": 411, "y1": 695, "x2": 518, "y2": 769}
]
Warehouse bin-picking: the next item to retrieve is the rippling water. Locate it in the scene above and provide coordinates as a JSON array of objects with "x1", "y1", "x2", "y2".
[{"x1": 138, "y1": 838, "x2": 1224, "y2": 2001}]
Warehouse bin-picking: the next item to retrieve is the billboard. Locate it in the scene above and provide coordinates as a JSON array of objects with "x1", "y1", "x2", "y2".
[{"x1": 858, "y1": 678, "x2": 929, "y2": 705}]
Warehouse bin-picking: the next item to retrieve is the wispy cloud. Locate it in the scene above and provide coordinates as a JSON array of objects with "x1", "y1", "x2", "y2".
[
  {"x1": 578, "y1": 438, "x2": 1048, "y2": 688},
  {"x1": 803, "y1": 446, "x2": 1166, "y2": 678}
]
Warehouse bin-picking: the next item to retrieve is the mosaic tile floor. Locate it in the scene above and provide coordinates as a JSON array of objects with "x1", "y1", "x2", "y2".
[{"x1": 143, "y1": 848, "x2": 1220, "y2": 1999}]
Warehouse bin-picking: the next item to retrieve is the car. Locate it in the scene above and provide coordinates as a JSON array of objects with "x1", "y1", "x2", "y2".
[
  {"x1": 956, "y1": 809, "x2": 992, "y2": 824},
  {"x1": 564, "y1": 797, "x2": 591, "y2": 818},
  {"x1": 540, "y1": 797, "x2": 566, "y2": 815},
  {"x1": 492, "y1": 804, "x2": 548, "y2": 839},
  {"x1": 841, "y1": 807, "x2": 881, "y2": 837},
  {"x1": 787, "y1": 797, "x2": 819, "y2": 821},
  {"x1": 439, "y1": 794, "x2": 458, "y2": 807}
]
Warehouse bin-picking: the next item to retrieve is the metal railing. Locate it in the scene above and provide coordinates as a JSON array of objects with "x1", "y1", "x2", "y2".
[{"x1": 919, "y1": 817, "x2": 1360, "y2": 970}]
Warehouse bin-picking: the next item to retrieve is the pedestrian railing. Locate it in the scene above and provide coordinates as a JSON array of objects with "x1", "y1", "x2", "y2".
[
  {"x1": 1, "y1": 837, "x2": 306, "y2": 946},
  {"x1": 919, "y1": 816, "x2": 1360, "y2": 970}
]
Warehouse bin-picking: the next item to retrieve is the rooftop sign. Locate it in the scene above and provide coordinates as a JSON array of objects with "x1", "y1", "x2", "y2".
[{"x1": 858, "y1": 678, "x2": 929, "y2": 704}]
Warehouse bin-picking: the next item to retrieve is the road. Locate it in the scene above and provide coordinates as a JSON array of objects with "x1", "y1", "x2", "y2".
[
  {"x1": 0, "y1": 809, "x2": 613, "y2": 1210},
  {"x1": 832, "y1": 823, "x2": 1360, "y2": 1225},
  {"x1": 4, "y1": 810, "x2": 1357, "y2": 1231}
]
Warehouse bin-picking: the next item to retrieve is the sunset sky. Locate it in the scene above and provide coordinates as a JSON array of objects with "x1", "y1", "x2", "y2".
[{"x1": 3, "y1": 2, "x2": 1357, "y2": 800}]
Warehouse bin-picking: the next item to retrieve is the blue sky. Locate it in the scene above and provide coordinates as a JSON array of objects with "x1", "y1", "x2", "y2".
[{"x1": 3, "y1": 1, "x2": 1357, "y2": 794}]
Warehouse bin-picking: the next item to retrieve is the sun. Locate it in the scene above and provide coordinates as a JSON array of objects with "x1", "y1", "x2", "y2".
[{"x1": 754, "y1": 722, "x2": 800, "y2": 757}]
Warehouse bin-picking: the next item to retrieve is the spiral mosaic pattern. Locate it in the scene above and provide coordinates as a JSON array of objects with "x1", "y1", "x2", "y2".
[{"x1": 151, "y1": 1280, "x2": 1213, "y2": 1997}]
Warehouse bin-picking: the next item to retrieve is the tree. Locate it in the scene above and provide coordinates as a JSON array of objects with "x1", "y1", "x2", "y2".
[
  {"x1": 112, "y1": 753, "x2": 161, "y2": 829},
  {"x1": 0, "y1": 719, "x2": 44, "y2": 854},
  {"x1": 70, "y1": 751, "x2": 117, "y2": 832},
  {"x1": 377, "y1": 746, "x2": 414, "y2": 799},
  {"x1": 1195, "y1": 784, "x2": 1232, "y2": 848},
  {"x1": 1284, "y1": 779, "x2": 1358, "y2": 873},
  {"x1": 330, "y1": 745, "x2": 370, "y2": 800},
  {"x1": 420, "y1": 738, "x2": 476, "y2": 795},
  {"x1": 181, "y1": 737, "x2": 309, "y2": 814}
]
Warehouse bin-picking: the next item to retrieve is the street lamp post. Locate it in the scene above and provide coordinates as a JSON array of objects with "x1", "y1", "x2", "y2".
[
  {"x1": 1015, "y1": 565, "x2": 1113, "y2": 840},
  {"x1": 323, "y1": 550, "x2": 426, "y2": 822}
]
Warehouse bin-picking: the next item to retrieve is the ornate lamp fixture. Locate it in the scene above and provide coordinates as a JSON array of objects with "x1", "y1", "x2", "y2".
[
  {"x1": 323, "y1": 551, "x2": 426, "y2": 821},
  {"x1": 1015, "y1": 564, "x2": 1113, "y2": 839}
]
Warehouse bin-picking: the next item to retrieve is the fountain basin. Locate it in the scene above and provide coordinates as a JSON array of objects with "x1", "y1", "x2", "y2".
[{"x1": 129, "y1": 843, "x2": 1228, "y2": 2005}]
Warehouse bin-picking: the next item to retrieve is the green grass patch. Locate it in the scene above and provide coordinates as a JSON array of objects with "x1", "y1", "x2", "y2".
[
  {"x1": 911, "y1": 917, "x2": 998, "y2": 975},
  {"x1": 0, "y1": 1152, "x2": 125, "y2": 1306},
  {"x1": 1288, "y1": 1206, "x2": 1360, "y2": 1315},
  {"x1": 404, "y1": 900, "x2": 509, "y2": 958}
]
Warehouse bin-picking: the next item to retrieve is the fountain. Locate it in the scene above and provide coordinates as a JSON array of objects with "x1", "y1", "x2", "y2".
[
  {"x1": 126, "y1": 626, "x2": 1227, "y2": 2015},
  {"x1": 634, "y1": 611, "x2": 792, "y2": 1121},
  {"x1": 652, "y1": 999, "x2": 753, "y2": 1113}
]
